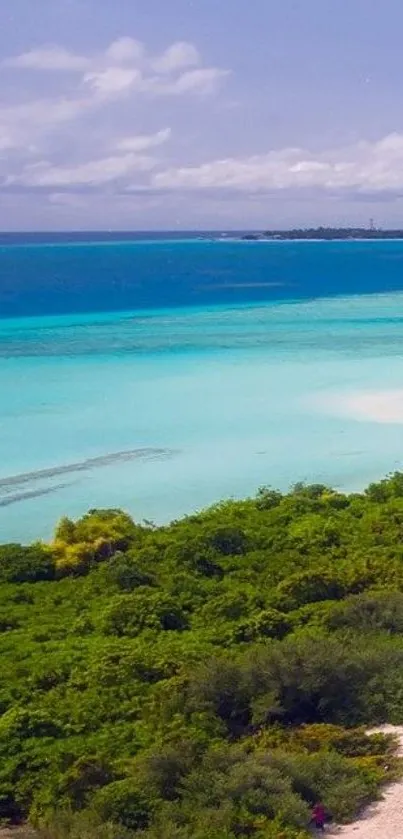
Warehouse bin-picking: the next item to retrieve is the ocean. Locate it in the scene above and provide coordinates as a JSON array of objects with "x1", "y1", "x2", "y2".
[{"x1": 2, "y1": 234, "x2": 403, "y2": 542}]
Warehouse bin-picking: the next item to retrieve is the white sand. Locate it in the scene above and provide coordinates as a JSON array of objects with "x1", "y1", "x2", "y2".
[
  {"x1": 328, "y1": 726, "x2": 403, "y2": 838},
  {"x1": 314, "y1": 389, "x2": 403, "y2": 424}
]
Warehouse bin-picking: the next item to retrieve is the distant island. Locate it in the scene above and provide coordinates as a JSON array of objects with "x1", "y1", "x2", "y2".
[{"x1": 242, "y1": 226, "x2": 403, "y2": 240}]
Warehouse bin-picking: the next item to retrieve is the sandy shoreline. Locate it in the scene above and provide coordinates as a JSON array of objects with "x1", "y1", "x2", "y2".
[{"x1": 327, "y1": 726, "x2": 403, "y2": 838}]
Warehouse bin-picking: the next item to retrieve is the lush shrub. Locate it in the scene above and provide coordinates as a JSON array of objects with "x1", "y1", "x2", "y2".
[
  {"x1": 326, "y1": 590, "x2": 403, "y2": 633},
  {"x1": 92, "y1": 780, "x2": 153, "y2": 830},
  {"x1": 103, "y1": 554, "x2": 154, "y2": 592},
  {"x1": 37, "y1": 809, "x2": 133, "y2": 838},
  {"x1": 55, "y1": 510, "x2": 138, "y2": 551},
  {"x1": 207, "y1": 527, "x2": 248, "y2": 556},
  {"x1": 269, "y1": 750, "x2": 380, "y2": 822},
  {"x1": 0, "y1": 544, "x2": 54, "y2": 583},
  {"x1": 101, "y1": 591, "x2": 188, "y2": 636},
  {"x1": 256, "y1": 724, "x2": 394, "y2": 759},
  {"x1": 276, "y1": 570, "x2": 346, "y2": 610},
  {"x1": 235, "y1": 609, "x2": 291, "y2": 641}
]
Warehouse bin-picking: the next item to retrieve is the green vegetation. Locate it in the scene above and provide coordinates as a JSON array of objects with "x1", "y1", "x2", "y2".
[
  {"x1": 242, "y1": 227, "x2": 403, "y2": 240},
  {"x1": 3, "y1": 476, "x2": 403, "y2": 837}
]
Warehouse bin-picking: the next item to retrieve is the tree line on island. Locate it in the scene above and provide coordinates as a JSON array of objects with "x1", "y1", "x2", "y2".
[
  {"x1": 242, "y1": 227, "x2": 403, "y2": 240},
  {"x1": 3, "y1": 476, "x2": 403, "y2": 836}
]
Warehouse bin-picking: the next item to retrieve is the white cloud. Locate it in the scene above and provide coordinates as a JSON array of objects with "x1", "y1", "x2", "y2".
[
  {"x1": 5, "y1": 38, "x2": 204, "y2": 78},
  {"x1": 106, "y1": 37, "x2": 145, "y2": 64},
  {"x1": 12, "y1": 152, "x2": 157, "y2": 188},
  {"x1": 166, "y1": 67, "x2": 229, "y2": 95},
  {"x1": 3, "y1": 37, "x2": 226, "y2": 99},
  {"x1": 3, "y1": 45, "x2": 90, "y2": 72},
  {"x1": 6, "y1": 130, "x2": 403, "y2": 201},
  {"x1": 0, "y1": 35, "x2": 228, "y2": 190},
  {"x1": 117, "y1": 128, "x2": 171, "y2": 152},
  {"x1": 0, "y1": 96, "x2": 90, "y2": 151},
  {"x1": 4, "y1": 127, "x2": 170, "y2": 190},
  {"x1": 83, "y1": 63, "x2": 228, "y2": 101},
  {"x1": 152, "y1": 41, "x2": 200, "y2": 74},
  {"x1": 153, "y1": 133, "x2": 403, "y2": 193},
  {"x1": 132, "y1": 67, "x2": 230, "y2": 98},
  {"x1": 83, "y1": 67, "x2": 142, "y2": 97},
  {"x1": 4, "y1": 37, "x2": 228, "y2": 100}
]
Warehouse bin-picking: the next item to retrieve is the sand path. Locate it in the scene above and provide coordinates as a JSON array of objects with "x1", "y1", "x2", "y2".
[{"x1": 327, "y1": 725, "x2": 403, "y2": 838}]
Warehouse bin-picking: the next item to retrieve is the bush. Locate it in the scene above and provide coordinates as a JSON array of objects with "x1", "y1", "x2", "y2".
[
  {"x1": 269, "y1": 749, "x2": 382, "y2": 823},
  {"x1": 92, "y1": 780, "x2": 153, "y2": 830},
  {"x1": 0, "y1": 544, "x2": 54, "y2": 583},
  {"x1": 235, "y1": 609, "x2": 291, "y2": 642},
  {"x1": 57, "y1": 757, "x2": 114, "y2": 809},
  {"x1": 207, "y1": 527, "x2": 248, "y2": 556},
  {"x1": 55, "y1": 510, "x2": 138, "y2": 551},
  {"x1": 326, "y1": 591, "x2": 403, "y2": 633},
  {"x1": 101, "y1": 591, "x2": 188, "y2": 636},
  {"x1": 276, "y1": 570, "x2": 345, "y2": 610},
  {"x1": 256, "y1": 724, "x2": 394, "y2": 759},
  {"x1": 105, "y1": 556, "x2": 154, "y2": 592},
  {"x1": 37, "y1": 809, "x2": 133, "y2": 838}
]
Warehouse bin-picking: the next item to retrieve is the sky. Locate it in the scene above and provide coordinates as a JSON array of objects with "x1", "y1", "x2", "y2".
[{"x1": 2, "y1": 0, "x2": 403, "y2": 230}]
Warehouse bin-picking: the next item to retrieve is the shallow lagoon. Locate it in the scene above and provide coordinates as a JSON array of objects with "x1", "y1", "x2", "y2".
[{"x1": 2, "y1": 292, "x2": 403, "y2": 541}]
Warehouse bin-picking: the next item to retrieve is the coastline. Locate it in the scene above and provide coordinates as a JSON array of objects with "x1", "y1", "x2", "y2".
[{"x1": 3, "y1": 230, "x2": 403, "y2": 248}]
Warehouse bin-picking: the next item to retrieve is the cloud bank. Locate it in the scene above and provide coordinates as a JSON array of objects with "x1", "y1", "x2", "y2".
[
  {"x1": 153, "y1": 134, "x2": 403, "y2": 195},
  {"x1": 2, "y1": 33, "x2": 403, "y2": 225}
]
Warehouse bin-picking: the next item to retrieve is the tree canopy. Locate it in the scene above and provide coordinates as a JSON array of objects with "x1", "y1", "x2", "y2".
[{"x1": 2, "y1": 476, "x2": 403, "y2": 837}]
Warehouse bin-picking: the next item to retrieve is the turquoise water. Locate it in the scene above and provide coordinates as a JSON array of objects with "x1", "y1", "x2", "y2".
[{"x1": 3, "y1": 290, "x2": 403, "y2": 542}]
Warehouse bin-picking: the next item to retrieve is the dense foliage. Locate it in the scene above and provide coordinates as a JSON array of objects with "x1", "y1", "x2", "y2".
[{"x1": 3, "y1": 475, "x2": 403, "y2": 837}]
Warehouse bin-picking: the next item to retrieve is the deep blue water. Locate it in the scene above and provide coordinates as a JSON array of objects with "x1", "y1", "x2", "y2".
[
  {"x1": 2, "y1": 235, "x2": 403, "y2": 318},
  {"x1": 3, "y1": 236, "x2": 403, "y2": 542}
]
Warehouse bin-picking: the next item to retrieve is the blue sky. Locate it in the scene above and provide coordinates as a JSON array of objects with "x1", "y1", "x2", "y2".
[{"x1": 2, "y1": 0, "x2": 403, "y2": 229}]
